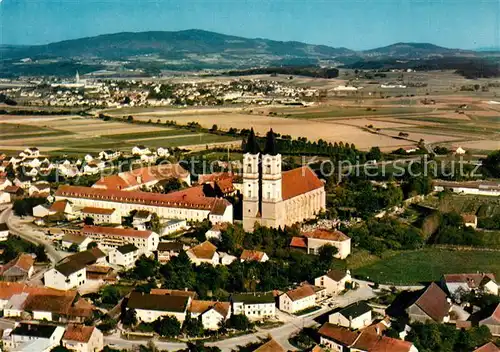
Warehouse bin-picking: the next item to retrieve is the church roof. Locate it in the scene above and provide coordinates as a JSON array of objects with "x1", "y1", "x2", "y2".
[
  {"x1": 263, "y1": 129, "x2": 278, "y2": 156},
  {"x1": 244, "y1": 128, "x2": 260, "y2": 154},
  {"x1": 282, "y1": 166, "x2": 324, "y2": 200}
]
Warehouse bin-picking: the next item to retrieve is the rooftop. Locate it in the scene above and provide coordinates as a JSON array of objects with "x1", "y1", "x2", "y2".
[
  {"x1": 63, "y1": 324, "x2": 95, "y2": 343},
  {"x1": 62, "y1": 233, "x2": 89, "y2": 245},
  {"x1": 232, "y1": 292, "x2": 275, "y2": 304},
  {"x1": 303, "y1": 228, "x2": 350, "y2": 242},
  {"x1": 81, "y1": 206, "x2": 116, "y2": 215},
  {"x1": 116, "y1": 243, "x2": 138, "y2": 255},
  {"x1": 127, "y1": 291, "x2": 190, "y2": 313},
  {"x1": 157, "y1": 242, "x2": 184, "y2": 252},
  {"x1": 338, "y1": 301, "x2": 372, "y2": 319},
  {"x1": 240, "y1": 249, "x2": 267, "y2": 262},
  {"x1": 83, "y1": 225, "x2": 154, "y2": 239},
  {"x1": 188, "y1": 241, "x2": 217, "y2": 260},
  {"x1": 281, "y1": 166, "x2": 324, "y2": 201},
  {"x1": 253, "y1": 338, "x2": 285, "y2": 352},
  {"x1": 285, "y1": 285, "x2": 316, "y2": 301},
  {"x1": 412, "y1": 282, "x2": 451, "y2": 322},
  {"x1": 11, "y1": 323, "x2": 58, "y2": 338}
]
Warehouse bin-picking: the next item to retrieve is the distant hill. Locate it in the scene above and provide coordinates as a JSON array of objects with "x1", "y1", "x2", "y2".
[
  {"x1": 363, "y1": 42, "x2": 472, "y2": 58},
  {"x1": 1, "y1": 30, "x2": 498, "y2": 77}
]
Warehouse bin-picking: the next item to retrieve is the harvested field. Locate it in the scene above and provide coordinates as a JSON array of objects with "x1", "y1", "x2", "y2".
[{"x1": 460, "y1": 140, "x2": 500, "y2": 150}]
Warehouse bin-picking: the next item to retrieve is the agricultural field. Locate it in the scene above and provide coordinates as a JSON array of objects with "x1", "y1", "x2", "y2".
[
  {"x1": 0, "y1": 115, "x2": 238, "y2": 157},
  {"x1": 353, "y1": 248, "x2": 500, "y2": 285},
  {"x1": 420, "y1": 194, "x2": 500, "y2": 217}
]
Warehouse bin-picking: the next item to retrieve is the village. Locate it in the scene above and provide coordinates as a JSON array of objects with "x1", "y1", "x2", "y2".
[{"x1": 0, "y1": 121, "x2": 497, "y2": 352}]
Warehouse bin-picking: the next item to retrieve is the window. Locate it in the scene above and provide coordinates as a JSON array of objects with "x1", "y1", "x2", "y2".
[{"x1": 246, "y1": 165, "x2": 252, "y2": 173}]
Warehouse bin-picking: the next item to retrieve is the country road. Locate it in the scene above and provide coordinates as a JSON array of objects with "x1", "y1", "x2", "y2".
[{"x1": 0, "y1": 205, "x2": 62, "y2": 263}]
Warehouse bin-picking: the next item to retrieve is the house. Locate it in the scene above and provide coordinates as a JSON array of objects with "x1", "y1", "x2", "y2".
[
  {"x1": 0, "y1": 254, "x2": 35, "y2": 281},
  {"x1": 252, "y1": 338, "x2": 286, "y2": 352},
  {"x1": 44, "y1": 248, "x2": 106, "y2": 290},
  {"x1": 127, "y1": 291, "x2": 191, "y2": 323},
  {"x1": 33, "y1": 204, "x2": 53, "y2": 218},
  {"x1": 0, "y1": 178, "x2": 13, "y2": 191},
  {"x1": 187, "y1": 241, "x2": 219, "y2": 266},
  {"x1": 109, "y1": 244, "x2": 139, "y2": 269},
  {"x1": 2, "y1": 322, "x2": 65, "y2": 352},
  {"x1": 81, "y1": 225, "x2": 159, "y2": 254},
  {"x1": 406, "y1": 283, "x2": 452, "y2": 323},
  {"x1": 98, "y1": 150, "x2": 120, "y2": 160},
  {"x1": 462, "y1": 214, "x2": 478, "y2": 229},
  {"x1": 161, "y1": 219, "x2": 187, "y2": 235},
  {"x1": 473, "y1": 342, "x2": 500, "y2": 352},
  {"x1": 279, "y1": 284, "x2": 318, "y2": 314},
  {"x1": 62, "y1": 324, "x2": 104, "y2": 352},
  {"x1": 61, "y1": 234, "x2": 92, "y2": 252},
  {"x1": 318, "y1": 322, "x2": 417, "y2": 352},
  {"x1": 231, "y1": 292, "x2": 276, "y2": 320},
  {"x1": 479, "y1": 303, "x2": 500, "y2": 336},
  {"x1": 132, "y1": 210, "x2": 152, "y2": 230},
  {"x1": 29, "y1": 182, "x2": 51, "y2": 196},
  {"x1": 0, "y1": 191, "x2": 11, "y2": 204},
  {"x1": 189, "y1": 300, "x2": 231, "y2": 330},
  {"x1": 81, "y1": 207, "x2": 120, "y2": 224},
  {"x1": 219, "y1": 252, "x2": 237, "y2": 265},
  {"x1": 205, "y1": 223, "x2": 229, "y2": 241},
  {"x1": 291, "y1": 228, "x2": 351, "y2": 259},
  {"x1": 132, "y1": 145, "x2": 151, "y2": 156},
  {"x1": 50, "y1": 199, "x2": 73, "y2": 215},
  {"x1": 329, "y1": 301, "x2": 373, "y2": 330},
  {"x1": 23, "y1": 147, "x2": 40, "y2": 157},
  {"x1": 0, "y1": 223, "x2": 9, "y2": 241},
  {"x1": 315, "y1": 269, "x2": 351, "y2": 295},
  {"x1": 14, "y1": 175, "x2": 33, "y2": 189},
  {"x1": 150, "y1": 288, "x2": 198, "y2": 299},
  {"x1": 433, "y1": 180, "x2": 500, "y2": 197},
  {"x1": 451, "y1": 146, "x2": 466, "y2": 155},
  {"x1": 156, "y1": 242, "x2": 185, "y2": 263},
  {"x1": 403, "y1": 146, "x2": 418, "y2": 154},
  {"x1": 157, "y1": 147, "x2": 170, "y2": 157},
  {"x1": 442, "y1": 273, "x2": 498, "y2": 297},
  {"x1": 240, "y1": 249, "x2": 269, "y2": 263},
  {"x1": 4, "y1": 185, "x2": 24, "y2": 197}
]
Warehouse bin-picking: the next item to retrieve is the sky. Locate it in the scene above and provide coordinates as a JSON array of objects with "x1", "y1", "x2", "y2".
[{"x1": 1, "y1": 0, "x2": 499, "y2": 50}]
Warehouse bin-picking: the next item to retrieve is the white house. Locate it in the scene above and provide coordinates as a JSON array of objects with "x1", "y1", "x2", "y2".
[
  {"x1": 231, "y1": 293, "x2": 276, "y2": 320},
  {"x1": 127, "y1": 291, "x2": 191, "y2": 324},
  {"x1": 187, "y1": 241, "x2": 219, "y2": 266},
  {"x1": 0, "y1": 178, "x2": 13, "y2": 191},
  {"x1": 315, "y1": 269, "x2": 352, "y2": 295},
  {"x1": 161, "y1": 219, "x2": 187, "y2": 235},
  {"x1": 109, "y1": 244, "x2": 139, "y2": 269},
  {"x1": 205, "y1": 223, "x2": 227, "y2": 241},
  {"x1": 81, "y1": 225, "x2": 159, "y2": 255},
  {"x1": 81, "y1": 207, "x2": 121, "y2": 224},
  {"x1": 291, "y1": 228, "x2": 351, "y2": 259},
  {"x1": 329, "y1": 301, "x2": 373, "y2": 330},
  {"x1": 157, "y1": 147, "x2": 170, "y2": 157},
  {"x1": 451, "y1": 146, "x2": 466, "y2": 155},
  {"x1": 0, "y1": 223, "x2": 9, "y2": 241},
  {"x1": 23, "y1": 147, "x2": 40, "y2": 157},
  {"x1": 2, "y1": 322, "x2": 65, "y2": 352},
  {"x1": 189, "y1": 300, "x2": 231, "y2": 330},
  {"x1": 61, "y1": 233, "x2": 92, "y2": 252},
  {"x1": 98, "y1": 150, "x2": 120, "y2": 160},
  {"x1": 279, "y1": 285, "x2": 317, "y2": 314},
  {"x1": 442, "y1": 273, "x2": 498, "y2": 297},
  {"x1": 33, "y1": 205, "x2": 53, "y2": 218},
  {"x1": 219, "y1": 252, "x2": 237, "y2": 266},
  {"x1": 132, "y1": 145, "x2": 151, "y2": 156},
  {"x1": 433, "y1": 180, "x2": 500, "y2": 197},
  {"x1": 156, "y1": 241, "x2": 185, "y2": 264},
  {"x1": 29, "y1": 182, "x2": 51, "y2": 196},
  {"x1": 62, "y1": 325, "x2": 103, "y2": 352}
]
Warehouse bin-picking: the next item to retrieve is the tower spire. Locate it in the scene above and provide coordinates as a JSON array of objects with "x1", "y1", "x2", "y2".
[
  {"x1": 244, "y1": 128, "x2": 260, "y2": 154},
  {"x1": 264, "y1": 129, "x2": 278, "y2": 156}
]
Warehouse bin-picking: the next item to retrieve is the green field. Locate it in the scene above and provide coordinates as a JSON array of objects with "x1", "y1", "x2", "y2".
[
  {"x1": 278, "y1": 107, "x2": 433, "y2": 119},
  {"x1": 106, "y1": 129, "x2": 193, "y2": 140},
  {"x1": 354, "y1": 248, "x2": 500, "y2": 285},
  {"x1": 421, "y1": 194, "x2": 500, "y2": 217}
]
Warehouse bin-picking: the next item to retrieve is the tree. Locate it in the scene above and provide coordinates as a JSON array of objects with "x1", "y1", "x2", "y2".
[
  {"x1": 482, "y1": 149, "x2": 500, "y2": 177},
  {"x1": 133, "y1": 255, "x2": 159, "y2": 280},
  {"x1": 34, "y1": 244, "x2": 49, "y2": 262},
  {"x1": 87, "y1": 241, "x2": 98, "y2": 250},
  {"x1": 50, "y1": 346, "x2": 71, "y2": 352},
  {"x1": 154, "y1": 316, "x2": 181, "y2": 337},
  {"x1": 121, "y1": 308, "x2": 137, "y2": 327},
  {"x1": 227, "y1": 314, "x2": 252, "y2": 331},
  {"x1": 68, "y1": 243, "x2": 79, "y2": 252},
  {"x1": 318, "y1": 244, "x2": 338, "y2": 265},
  {"x1": 84, "y1": 216, "x2": 94, "y2": 225},
  {"x1": 127, "y1": 115, "x2": 134, "y2": 122},
  {"x1": 210, "y1": 124, "x2": 218, "y2": 132},
  {"x1": 97, "y1": 317, "x2": 118, "y2": 334},
  {"x1": 100, "y1": 285, "x2": 121, "y2": 305},
  {"x1": 149, "y1": 212, "x2": 162, "y2": 234},
  {"x1": 366, "y1": 146, "x2": 382, "y2": 161},
  {"x1": 182, "y1": 315, "x2": 204, "y2": 337}
]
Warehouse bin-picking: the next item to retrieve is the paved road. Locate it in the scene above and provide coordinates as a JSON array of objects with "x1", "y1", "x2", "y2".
[
  {"x1": 104, "y1": 282, "x2": 376, "y2": 351},
  {"x1": 0, "y1": 205, "x2": 62, "y2": 263}
]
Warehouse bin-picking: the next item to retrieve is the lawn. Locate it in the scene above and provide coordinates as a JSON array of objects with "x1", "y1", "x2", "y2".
[{"x1": 354, "y1": 248, "x2": 500, "y2": 285}]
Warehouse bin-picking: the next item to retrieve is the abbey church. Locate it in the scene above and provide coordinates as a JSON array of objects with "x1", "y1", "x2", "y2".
[{"x1": 242, "y1": 129, "x2": 326, "y2": 231}]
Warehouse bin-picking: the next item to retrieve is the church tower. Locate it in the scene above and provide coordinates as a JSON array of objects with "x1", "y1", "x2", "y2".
[
  {"x1": 242, "y1": 129, "x2": 261, "y2": 231},
  {"x1": 260, "y1": 129, "x2": 284, "y2": 228}
]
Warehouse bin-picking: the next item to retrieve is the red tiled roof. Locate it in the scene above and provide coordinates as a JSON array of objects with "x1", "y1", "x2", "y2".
[
  {"x1": 0, "y1": 253, "x2": 34, "y2": 276},
  {"x1": 461, "y1": 214, "x2": 477, "y2": 223},
  {"x1": 325, "y1": 269, "x2": 349, "y2": 282},
  {"x1": 444, "y1": 273, "x2": 496, "y2": 288},
  {"x1": 318, "y1": 323, "x2": 359, "y2": 346},
  {"x1": 413, "y1": 282, "x2": 451, "y2": 322},
  {"x1": 4, "y1": 185, "x2": 21, "y2": 193},
  {"x1": 285, "y1": 285, "x2": 316, "y2": 301},
  {"x1": 281, "y1": 166, "x2": 324, "y2": 200},
  {"x1": 93, "y1": 164, "x2": 189, "y2": 190},
  {"x1": 189, "y1": 241, "x2": 217, "y2": 260},
  {"x1": 198, "y1": 172, "x2": 234, "y2": 184},
  {"x1": 50, "y1": 200, "x2": 69, "y2": 213},
  {"x1": 303, "y1": 228, "x2": 350, "y2": 242},
  {"x1": 55, "y1": 185, "x2": 230, "y2": 212},
  {"x1": 290, "y1": 236, "x2": 307, "y2": 248},
  {"x1": 240, "y1": 249, "x2": 267, "y2": 262},
  {"x1": 150, "y1": 288, "x2": 197, "y2": 298},
  {"x1": 82, "y1": 225, "x2": 153, "y2": 239},
  {"x1": 81, "y1": 207, "x2": 115, "y2": 215},
  {"x1": 474, "y1": 342, "x2": 500, "y2": 352},
  {"x1": 253, "y1": 338, "x2": 286, "y2": 352},
  {"x1": 63, "y1": 324, "x2": 95, "y2": 343}
]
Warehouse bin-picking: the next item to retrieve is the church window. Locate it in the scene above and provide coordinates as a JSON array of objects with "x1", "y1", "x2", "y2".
[
  {"x1": 265, "y1": 164, "x2": 271, "y2": 174},
  {"x1": 246, "y1": 165, "x2": 252, "y2": 173},
  {"x1": 267, "y1": 191, "x2": 271, "y2": 199}
]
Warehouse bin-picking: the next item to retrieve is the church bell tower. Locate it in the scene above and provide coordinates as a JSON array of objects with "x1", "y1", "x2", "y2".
[{"x1": 242, "y1": 129, "x2": 261, "y2": 231}]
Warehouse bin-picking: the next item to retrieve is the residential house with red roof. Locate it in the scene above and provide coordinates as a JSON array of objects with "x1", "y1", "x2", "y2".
[
  {"x1": 291, "y1": 228, "x2": 351, "y2": 259},
  {"x1": 242, "y1": 129, "x2": 326, "y2": 231},
  {"x1": 406, "y1": 283, "x2": 452, "y2": 323},
  {"x1": 0, "y1": 253, "x2": 35, "y2": 281},
  {"x1": 479, "y1": 303, "x2": 500, "y2": 336},
  {"x1": 279, "y1": 283, "x2": 325, "y2": 314},
  {"x1": 80, "y1": 206, "x2": 121, "y2": 224},
  {"x1": 187, "y1": 241, "x2": 219, "y2": 266},
  {"x1": 81, "y1": 225, "x2": 159, "y2": 254},
  {"x1": 442, "y1": 273, "x2": 498, "y2": 297},
  {"x1": 240, "y1": 249, "x2": 269, "y2": 263},
  {"x1": 473, "y1": 342, "x2": 500, "y2": 352},
  {"x1": 127, "y1": 291, "x2": 191, "y2": 323},
  {"x1": 189, "y1": 300, "x2": 231, "y2": 330},
  {"x1": 62, "y1": 324, "x2": 104, "y2": 352}
]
